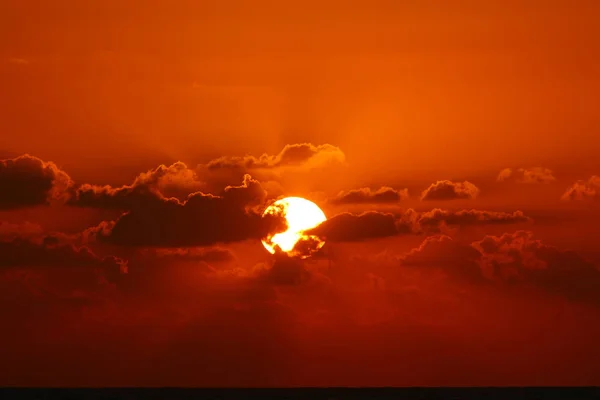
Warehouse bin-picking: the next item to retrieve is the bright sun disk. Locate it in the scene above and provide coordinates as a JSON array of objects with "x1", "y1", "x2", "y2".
[{"x1": 261, "y1": 197, "x2": 327, "y2": 258}]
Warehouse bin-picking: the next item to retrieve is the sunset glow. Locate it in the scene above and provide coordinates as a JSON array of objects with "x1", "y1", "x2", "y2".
[{"x1": 1, "y1": 0, "x2": 600, "y2": 389}]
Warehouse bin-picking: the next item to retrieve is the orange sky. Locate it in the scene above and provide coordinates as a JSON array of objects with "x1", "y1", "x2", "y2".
[
  {"x1": 2, "y1": 0, "x2": 599, "y2": 185},
  {"x1": 1, "y1": 0, "x2": 600, "y2": 387}
]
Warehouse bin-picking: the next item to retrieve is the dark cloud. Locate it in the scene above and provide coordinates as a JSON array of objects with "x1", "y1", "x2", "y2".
[
  {"x1": 421, "y1": 180, "x2": 479, "y2": 201},
  {"x1": 472, "y1": 231, "x2": 600, "y2": 303},
  {"x1": 388, "y1": 230, "x2": 600, "y2": 303},
  {"x1": 0, "y1": 237, "x2": 126, "y2": 285},
  {"x1": 206, "y1": 143, "x2": 345, "y2": 171},
  {"x1": 69, "y1": 161, "x2": 204, "y2": 209},
  {"x1": 329, "y1": 187, "x2": 409, "y2": 205},
  {"x1": 561, "y1": 176, "x2": 600, "y2": 201},
  {"x1": 93, "y1": 175, "x2": 287, "y2": 247},
  {"x1": 308, "y1": 211, "x2": 417, "y2": 242},
  {"x1": 252, "y1": 250, "x2": 312, "y2": 285},
  {"x1": 68, "y1": 182, "x2": 170, "y2": 210},
  {"x1": 399, "y1": 235, "x2": 483, "y2": 282},
  {"x1": 289, "y1": 235, "x2": 327, "y2": 259},
  {"x1": 497, "y1": 167, "x2": 556, "y2": 184},
  {"x1": 132, "y1": 161, "x2": 204, "y2": 199},
  {"x1": 418, "y1": 209, "x2": 531, "y2": 229},
  {"x1": 352, "y1": 230, "x2": 600, "y2": 303},
  {"x1": 194, "y1": 144, "x2": 346, "y2": 196},
  {"x1": 4, "y1": 147, "x2": 341, "y2": 213},
  {"x1": 309, "y1": 209, "x2": 530, "y2": 242},
  {"x1": 1, "y1": 226, "x2": 599, "y2": 386},
  {"x1": 4, "y1": 149, "x2": 600, "y2": 387},
  {"x1": 0, "y1": 155, "x2": 72, "y2": 209}
]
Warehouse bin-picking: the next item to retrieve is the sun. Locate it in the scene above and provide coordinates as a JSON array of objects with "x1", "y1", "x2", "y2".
[{"x1": 261, "y1": 197, "x2": 327, "y2": 258}]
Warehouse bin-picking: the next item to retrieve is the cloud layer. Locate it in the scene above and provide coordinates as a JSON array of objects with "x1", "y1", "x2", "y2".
[
  {"x1": 497, "y1": 167, "x2": 556, "y2": 184},
  {"x1": 310, "y1": 209, "x2": 530, "y2": 242},
  {"x1": 562, "y1": 176, "x2": 600, "y2": 200},
  {"x1": 0, "y1": 155, "x2": 72, "y2": 209},
  {"x1": 329, "y1": 187, "x2": 409, "y2": 205},
  {"x1": 90, "y1": 174, "x2": 287, "y2": 247},
  {"x1": 206, "y1": 143, "x2": 345, "y2": 171},
  {"x1": 421, "y1": 180, "x2": 480, "y2": 201}
]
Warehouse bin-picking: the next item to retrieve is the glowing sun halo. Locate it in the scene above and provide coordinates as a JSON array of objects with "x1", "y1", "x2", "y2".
[{"x1": 261, "y1": 197, "x2": 327, "y2": 258}]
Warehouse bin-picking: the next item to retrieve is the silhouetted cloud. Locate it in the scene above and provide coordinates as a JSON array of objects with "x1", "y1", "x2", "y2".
[
  {"x1": 206, "y1": 143, "x2": 345, "y2": 171},
  {"x1": 497, "y1": 167, "x2": 556, "y2": 184},
  {"x1": 329, "y1": 187, "x2": 409, "y2": 205},
  {"x1": 561, "y1": 176, "x2": 600, "y2": 201},
  {"x1": 131, "y1": 161, "x2": 205, "y2": 199},
  {"x1": 390, "y1": 230, "x2": 600, "y2": 303},
  {"x1": 252, "y1": 250, "x2": 312, "y2": 285},
  {"x1": 308, "y1": 211, "x2": 418, "y2": 242},
  {"x1": 69, "y1": 182, "x2": 172, "y2": 210},
  {"x1": 70, "y1": 146, "x2": 342, "y2": 210},
  {"x1": 92, "y1": 175, "x2": 287, "y2": 247},
  {"x1": 418, "y1": 209, "x2": 531, "y2": 228},
  {"x1": 0, "y1": 237, "x2": 125, "y2": 284},
  {"x1": 309, "y1": 209, "x2": 530, "y2": 242},
  {"x1": 0, "y1": 155, "x2": 72, "y2": 209},
  {"x1": 421, "y1": 180, "x2": 479, "y2": 201},
  {"x1": 472, "y1": 231, "x2": 600, "y2": 303},
  {"x1": 2, "y1": 147, "x2": 342, "y2": 212},
  {"x1": 399, "y1": 235, "x2": 483, "y2": 282},
  {"x1": 69, "y1": 161, "x2": 204, "y2": 209}
]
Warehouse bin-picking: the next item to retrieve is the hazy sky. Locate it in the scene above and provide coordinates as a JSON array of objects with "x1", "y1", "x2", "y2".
[
  {"x1": 2, "y1": 1, "x2": 599, "y2": 184},
  {"x1": 1, "y1": 0, "x2": 600, "y2": 387}
]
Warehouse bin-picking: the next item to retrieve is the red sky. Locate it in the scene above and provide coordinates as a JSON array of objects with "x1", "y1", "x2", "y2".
[{"x1": 1, "y1": 0, "x2": 600, "y2": 387}]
